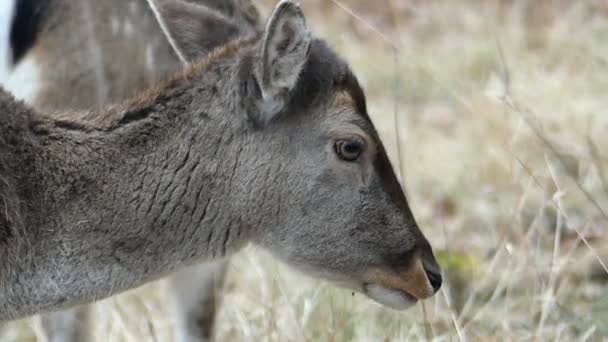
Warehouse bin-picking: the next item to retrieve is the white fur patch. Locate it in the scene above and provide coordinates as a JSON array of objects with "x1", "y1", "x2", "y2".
[
  {"x1": 2, "y1": 55, "x2": 41, "y2": 105},
  {"x1": 365, "y1": 284, "x2": 417, "y2": 310}
]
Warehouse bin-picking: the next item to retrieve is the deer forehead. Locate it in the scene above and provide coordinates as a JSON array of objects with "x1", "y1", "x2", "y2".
[
  {"x1": 333, "y1": 90, "x2": 356, "y2": 110},
  {"x1": 327, "y1": 90, "x2": 368, "y2": 127}
]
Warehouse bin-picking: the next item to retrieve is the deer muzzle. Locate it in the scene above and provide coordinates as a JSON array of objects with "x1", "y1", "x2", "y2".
[{"x1": 362, "y1": 255, "x2": 442, "y2": 310}]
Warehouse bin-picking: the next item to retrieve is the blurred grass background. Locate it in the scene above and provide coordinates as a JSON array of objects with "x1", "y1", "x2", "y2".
[{"x1": 2, "y1": 0, "x2": 608, "y2": 340}]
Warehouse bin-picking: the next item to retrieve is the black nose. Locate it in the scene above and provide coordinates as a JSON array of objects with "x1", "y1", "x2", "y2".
[{"x1": 424, "y1": 265, "x2": 442, "y2": 293}]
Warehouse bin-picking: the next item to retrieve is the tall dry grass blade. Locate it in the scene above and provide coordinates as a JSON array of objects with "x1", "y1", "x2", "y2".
[
  {"x1": 495, "y1": 40, "x2": 608, "y2": 223},
  {"x1": 461, "y1": 256, "x2": 511, "y2": 333},
  {"x1": 506, "y1": 100, "x2": 608, "y2": 276},
  {"x1": 494, "y1": 37, "x2": 608, "y2": 280},
  {"x1": 420, "y1": 301, "x2": 431, "y2": 341},
  {"x1": 578, "y1": 326, "x2": 597, "y2": 342},
  {"x1": 441, "y1": 288, "x2": 466, "y2": 342},
  {"x1": 496, "y1": 39, "x2": 608, "y2": 221},
  {"x1": 328, "y1": 0, "x2": 399, "y2": 51},
  {"x1": 586, "y1": 134, "x2": 608, "y2": 199},
  {"x1": 275, "y1": 273, "x2": 307, "y2": 342},
  {"x1": 534, "y1": 156, "x2": 565, "y2": 341},
  {"x1": 507, "y1": 97, "x2": 608, "y2": 221},
  {"x1": 456, "y1": 239, "x2": 507, "y2": 326},
  {"x1": 547, "y1": 156, "x2": 608, "y2": 275},
  {"x1": 516, "y1": 154, "x2": 607, "y2": 280}
]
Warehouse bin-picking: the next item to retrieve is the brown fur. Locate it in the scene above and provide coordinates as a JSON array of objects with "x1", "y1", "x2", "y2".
[{"x1": 365, "y1": 257, "x2": 434, "y2": 300}]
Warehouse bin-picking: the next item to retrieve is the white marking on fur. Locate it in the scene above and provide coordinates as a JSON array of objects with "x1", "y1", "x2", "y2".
[
  {"x1": 2, "y1": 55, "x2": 41, "y2": 104},
  {"x1": 0, "y1": 0, "x2": 16, "y2": 80},
  {"x1": 111, "y1": 16, "x2": 120, "y2": 35},
  {"x1": 79, "y1": 0, "x2": 109, "y2": 105},
  {"x1": 145, "y1": 0, "x2": 189, "y2": 66},
  {"x1": 365, "y1": 284, "x2": 416, "y2": 310},
  {"x1": 145, "y1": 44, "x2": 155, "y2": 71}
]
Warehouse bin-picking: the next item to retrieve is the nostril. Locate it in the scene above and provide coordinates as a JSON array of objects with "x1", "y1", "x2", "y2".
[{"x1": 425, "y1": 268, "x2": 442, "y2": 293}]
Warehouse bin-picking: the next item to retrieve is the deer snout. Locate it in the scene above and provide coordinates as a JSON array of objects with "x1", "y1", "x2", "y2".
[
  {"x1": 423, "y1": 257, "x2": 442, "y2": 294},
  {"x1": 363, "y1": 250, "x2": 442, "y2": 307},
  {"x1": 365, "y1": 255, "x2": 441, "y2": 302}
]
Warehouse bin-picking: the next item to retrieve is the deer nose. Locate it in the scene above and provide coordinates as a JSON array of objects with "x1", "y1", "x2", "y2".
[{"x1": 423, "y1": 263, "x2": 442, "y2": 293}]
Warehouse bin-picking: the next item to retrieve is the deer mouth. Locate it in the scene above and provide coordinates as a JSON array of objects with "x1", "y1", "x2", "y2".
[
  {"x1": 359, "y1": 256, "x2": 437, "y2": 310},
  {"x1": 362, "y1": 283, "x2": 418, "y2": 310}
]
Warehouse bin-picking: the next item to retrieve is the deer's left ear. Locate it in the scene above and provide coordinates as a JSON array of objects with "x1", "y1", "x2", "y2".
[
  {"x1": 147, "y1": 0, "x2": 244, "y2": 65},
  {"x1": 251, "y1": 0, "x2": 311, "y2": 124}
]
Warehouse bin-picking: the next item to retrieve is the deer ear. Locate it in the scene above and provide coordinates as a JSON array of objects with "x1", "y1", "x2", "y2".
[
  {"x1": 252, "y1": 0, "x2": 311, "y2": 124},
  {"x1": 147, "y1": 0, "x2": 244, "y2": 65}
]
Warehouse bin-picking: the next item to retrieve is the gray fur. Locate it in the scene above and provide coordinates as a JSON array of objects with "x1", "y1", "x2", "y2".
[
  {"x1": 9, "y1": 0, "x2": 261, "y2": 340},
  {"x1": 18, "y1": 0, "x2": 258, "y2": 112},
  {"x1": 0, "y1": 0, "x2": 441, "y2": 325},
  {"x1": 254, "y1": 0, "x2": 311, "y2": 124},
  {"x1": 149, "y1": 0, "x2": 259, "y2": 65}
]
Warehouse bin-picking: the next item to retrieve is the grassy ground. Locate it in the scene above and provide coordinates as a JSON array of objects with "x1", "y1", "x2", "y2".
[{"x1": 2, "y1": 0, "x2": 608, "y2": 340}]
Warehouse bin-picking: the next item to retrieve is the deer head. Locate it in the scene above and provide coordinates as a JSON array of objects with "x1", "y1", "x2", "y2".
[{"x1": 150, "y1": 0, "x2": 442, "y2": 308}]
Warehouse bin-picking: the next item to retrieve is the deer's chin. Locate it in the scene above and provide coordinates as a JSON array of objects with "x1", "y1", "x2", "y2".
[{"x1": 363, "y1": 283, "x2": 418, "y2": 310}]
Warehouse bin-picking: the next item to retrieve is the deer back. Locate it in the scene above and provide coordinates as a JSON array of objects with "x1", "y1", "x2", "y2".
[{"x1": 7, "y1": 0, "x2": 260, "y2": 111}]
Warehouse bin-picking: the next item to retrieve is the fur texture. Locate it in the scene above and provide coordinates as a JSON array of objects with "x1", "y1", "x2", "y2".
[
  {"x1": 0, "y1": 0, "x2": 441, "y2": 325},
  {"x1": 6, "y1": 1, "x2": 261, "y2": 340}
]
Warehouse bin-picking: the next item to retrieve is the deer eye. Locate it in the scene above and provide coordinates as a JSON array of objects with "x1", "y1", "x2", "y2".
[{"x1": 334, "y1": 138, "x2": 365, "y2": 162}]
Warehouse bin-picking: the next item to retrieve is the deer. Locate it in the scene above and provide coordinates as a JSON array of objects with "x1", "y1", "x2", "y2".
[
  {"x1": 4, "y1": 0, "x2": 260, "y2": 341},
  {"x1": 0, "y1": 0, "x2": 442, "y2": 341},
  {"x1": 6, "y1": 0, "x2": 260, "y2": 111}
]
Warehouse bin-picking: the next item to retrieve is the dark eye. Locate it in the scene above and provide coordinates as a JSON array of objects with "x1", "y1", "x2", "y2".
[{"x1": 334, "y1": 138, "x2": 365, "y2": 162}]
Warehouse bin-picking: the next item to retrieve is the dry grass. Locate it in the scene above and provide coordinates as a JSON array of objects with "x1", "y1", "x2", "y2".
[{"x1": 2, "y1": 0, "x2": 608, "y2": 341}]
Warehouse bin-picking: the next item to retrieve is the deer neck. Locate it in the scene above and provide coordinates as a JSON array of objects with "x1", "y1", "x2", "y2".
[{"x1": 0, "y1": 45, "x2": 273, "y2": 319}]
